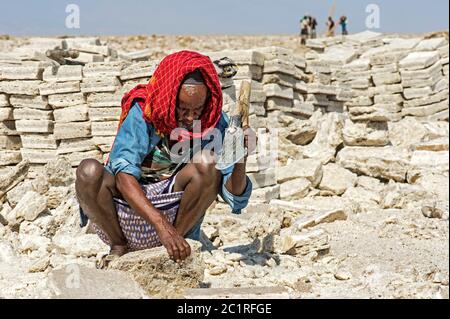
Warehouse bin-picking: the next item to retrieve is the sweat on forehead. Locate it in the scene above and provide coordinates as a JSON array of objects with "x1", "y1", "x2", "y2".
[{"x1": 180, "y1": 82, "x2": 207, "y2": 98}]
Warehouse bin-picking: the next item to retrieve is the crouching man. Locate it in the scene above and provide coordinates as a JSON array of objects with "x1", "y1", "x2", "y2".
[{"x1": 75, "y1": 51, "x2": 254, "y2": 265}]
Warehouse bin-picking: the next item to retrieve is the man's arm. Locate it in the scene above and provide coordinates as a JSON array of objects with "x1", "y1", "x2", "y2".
[
  {"x1": 225, "y1": 161, "x2": 247, "y2": 196},
  {"x1": 225, "y1": 127, "x2": 257, "y2": 196},
  {"x1": 116, "y1": 172, "x2": 191, "y2": 262}
]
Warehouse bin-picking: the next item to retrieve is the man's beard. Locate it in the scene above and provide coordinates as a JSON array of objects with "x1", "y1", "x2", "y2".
[
  {"x1": 178, "y1": 121, "x2": 193, "y2": 131},
  {"x1": 178, "y1": 120, "x2": 202, "y2": 132}
]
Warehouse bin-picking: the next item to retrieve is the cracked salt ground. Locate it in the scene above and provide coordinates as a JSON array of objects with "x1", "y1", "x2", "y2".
[{"x1": 197, "y1": 202, "x2": 448, "y2": 299}]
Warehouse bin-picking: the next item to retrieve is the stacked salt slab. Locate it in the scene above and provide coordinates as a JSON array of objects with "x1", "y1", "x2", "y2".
[
  {"x1": 233, "y1": 50, "x2": 263, "y2": 83},
  {"x1": 205, "y1": 48, "x2": 264, "y2": 105},
  {"x1": 304, "y1": 49, "x2": 332, "y2": 112},
  {"x1": 290, "y1": 55, "x2": 309, "y2": 113},
  {"x1": 297, "y1": 32, "x2": 393, "y2": 162},
  {"x1": 1, "y1": 63, "x2": 47, "y2": 172},
  {"x1": 0, "y1": 37, "x2": 121, "y2": 175},
  {"x1": 304, "y1": 32, "x2": 449, "y2": 124},
  {"x1": 1, "y1": 37, "x2": 115, "y2": 65},
  {"x1": 86, "y1": 62, "x2": 126, "y2": 162},
  {"x1": 335, "y1": 56, "x2": 391, "y2": 148},
  {"x1": 350, "y1": 38, "x2": 423, "y2": 123},
  {"x1": 203, "y1": 50, "x2": 263, "y2": 115},
  {"x1": 83, "y1": 61, "x2": 132, "y2": 165},
  {"x1": 304, "y1": 33, "x2": 383, "y2": 117},
  {"x1": 258, "y1": 47, "x2": 295, "y2": 123},
  {"x1": 119, "y1": 48, "x2": 163, "y2": 62},
  {"x1": 218, "y1": 74, "x2": 236, "y2": 116},
  {"x1": 306, "y1": 35, "x2": 342, "y2": 53},
  {"x1": 0, "y1": 89, "x2": 21, "y2": 168},
  {"x1": 304, "y1": 46, "x2": 355, "y2": 115},
  {"x1": 341, "y1": 30, "x2": 385, "y2": 50},
  {"x1": 119, "y1": 49, "x2": 153, "y2": 62},
  {"x1": 91, "y1": 60, "x2": 156, "y2": 162},
  {"x1": 1, "y1": 38, "x2": 65, "y2": 65},
  {"x1": 400, "y1": 37, "x2": 449, "y2": 121},
  {"x1": 233, "y1": 48, "x2": 281, "y2": 200},
  {"x1": 334, "y1": 56, "x2": 371, "y2": 115},
  {"x1": 203, "y1": 50, "x2": 278, "y2": 203},
  {"x1": 306, "y1": 30, "x2": 385, "y2": 53},
  {"x1": 65, "y1": 37, "x2": 118, "y2": 63},
  {"x1": 40, "y1": 64, "x2": 100, "y2": 169},
  {"x1": 235, "y1": 79, "x2": 267, "y2": 129},
  {"x1": 263, "y1": 48, "x2": 314, "y2": 119},
  {"x1": 218, "y1": 72, "x2": 236, "y2": 117},
  {"x1": 120, "y1": 61, "x2": 156, "y2": 92},
  {"x1": 245, "y1": 130, "x2": 280, "y2": 203},
  {"x1": 251, "y1": 46, "x2": 312, "y2": 141},
  {"x1": 204, "y1": 49, "x2": 268, "y2": 130}
]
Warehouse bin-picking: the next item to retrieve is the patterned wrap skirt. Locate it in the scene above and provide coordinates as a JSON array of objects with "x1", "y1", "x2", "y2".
[{"x1": 93, "y1": 176, "x2": 183, "y2": 251}]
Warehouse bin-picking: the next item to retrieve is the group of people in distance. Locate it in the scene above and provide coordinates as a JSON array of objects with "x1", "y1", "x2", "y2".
[{"x1": 300, "y1": 14, "x2": 349, "y2": 45}]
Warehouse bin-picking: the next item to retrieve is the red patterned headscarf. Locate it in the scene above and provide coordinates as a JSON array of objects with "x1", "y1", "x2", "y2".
[{"x1": 119, "y1": 50, "x2": 223, "y2": 140}]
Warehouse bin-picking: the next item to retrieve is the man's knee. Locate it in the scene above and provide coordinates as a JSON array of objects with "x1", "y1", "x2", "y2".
[
  {"x1": 192, "y1": 151, "x2": 219, "y2": 182},
  {"x1": 76, "y1": 158, "x2": 104, "y2": 185}
]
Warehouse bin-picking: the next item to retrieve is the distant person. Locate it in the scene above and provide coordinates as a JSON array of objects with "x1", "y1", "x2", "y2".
[
  {"x1": 339, "y1": 16, "x2": 348, "y2": 35},
  {"x1": 326, "y1": 16, "x2": 335, "y2": 37},
  {"x1": 310, "y1": 17, "x2": 318, "y2": 39},
  {"x1": 300, "y1": 16, "x2": 309, "y2": 45}
]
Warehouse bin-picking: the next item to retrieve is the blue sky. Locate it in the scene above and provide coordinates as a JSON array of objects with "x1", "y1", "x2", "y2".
[{"x1": 0, "y1": 0, "x2": 448, "y2": 36}]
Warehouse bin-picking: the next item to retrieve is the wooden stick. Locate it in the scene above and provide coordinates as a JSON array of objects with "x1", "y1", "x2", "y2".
[{"x1": 234, "y1": 81, "x2": 251, "y2": 128}]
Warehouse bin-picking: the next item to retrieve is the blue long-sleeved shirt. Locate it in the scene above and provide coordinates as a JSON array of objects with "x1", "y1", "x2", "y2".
[{"x1": 105, "y1": 102, "x2": 252, "y2": 214}]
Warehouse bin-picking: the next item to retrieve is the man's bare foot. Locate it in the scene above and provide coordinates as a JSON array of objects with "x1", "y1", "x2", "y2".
[
  {"x1": 109, "y1": 244, "x2": 128, "y2": 257},
  {"x1": 97, "y1": 244, "x2": 128, "y2": 269}
]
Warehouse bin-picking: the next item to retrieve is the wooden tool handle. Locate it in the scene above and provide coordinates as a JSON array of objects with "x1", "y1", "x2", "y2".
[{"x1": 234, "y1": 81, "x2": 251, "y2": 127}]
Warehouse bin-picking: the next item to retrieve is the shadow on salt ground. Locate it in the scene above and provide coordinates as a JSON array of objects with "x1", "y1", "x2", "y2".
[{"x1": 200, "y1": 231, "x2": 282, "y2": 267}]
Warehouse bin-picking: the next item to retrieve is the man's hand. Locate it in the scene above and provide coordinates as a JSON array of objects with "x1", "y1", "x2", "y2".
[
  {"x1": 243, "y1": 126, "x2": 257, "y2": 157},
  {"x1": 155, "y1": 217, "x2": 191, "y2": 262},
  {"x1": 224, "y1": 126, "x2": 256, "y2": 196},
  {"x1": 116, "y1": 172, "x2": 191, "y2": 262}
]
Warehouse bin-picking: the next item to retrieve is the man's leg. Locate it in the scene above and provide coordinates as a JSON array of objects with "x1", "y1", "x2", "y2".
[
  {"x1": 172, "y1": 151, "x2": 221, "y2": 236},
  {"x1": 75, "y1": 159, "x2": 128, "y2": 255}
]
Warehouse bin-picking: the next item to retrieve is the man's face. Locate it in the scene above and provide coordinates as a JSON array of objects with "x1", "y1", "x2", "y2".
[{"x1": 177, "y1": 84, "x2": 208, "y2": 131}]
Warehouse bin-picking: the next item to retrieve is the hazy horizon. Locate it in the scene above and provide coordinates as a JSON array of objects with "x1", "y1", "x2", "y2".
[{"x1": 1, "y1": 0, "x2": 449, "y2": 37}]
